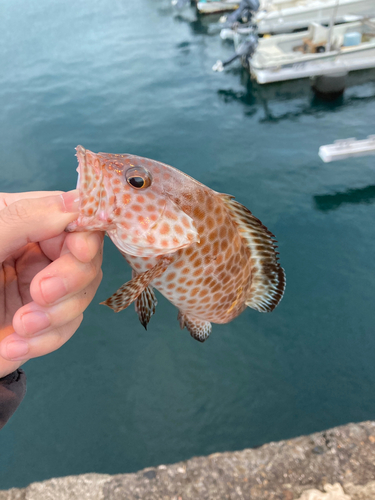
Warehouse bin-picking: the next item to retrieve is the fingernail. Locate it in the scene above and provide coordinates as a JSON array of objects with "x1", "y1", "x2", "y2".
[
  {"x1": 61, "y1": 190, "x2": 80, "y2": 213},
  {"x1": 40, "y1": 277, "x2": 67, "y2": 304},
  {"x1": 6, "y1": 340, "x2": 29, "y2": 360},
  {"x1": 21, "y1": 311, "x2": 50, "y2": 335}
]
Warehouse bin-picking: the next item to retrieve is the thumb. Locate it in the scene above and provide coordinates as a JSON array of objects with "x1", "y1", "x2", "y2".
[{"x1": 0, "y1": 190, "x2": 80, "y2": 262}]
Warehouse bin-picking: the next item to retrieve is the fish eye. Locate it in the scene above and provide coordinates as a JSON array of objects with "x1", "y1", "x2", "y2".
[
  {"x1": 128, "y1": 176, "x2": 145, "y2": 188},
  {"x1": 126, "y1": 166, "x2": 152, "y2": 190}
]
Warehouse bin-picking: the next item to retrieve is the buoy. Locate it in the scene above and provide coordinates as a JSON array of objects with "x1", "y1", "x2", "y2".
[{"x1": 311, "y1": 71, "x2": 348, "y2": 99}]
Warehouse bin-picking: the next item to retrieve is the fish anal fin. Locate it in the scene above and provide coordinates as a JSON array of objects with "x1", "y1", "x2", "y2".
[
  {"x1": 177, "y1": 311, "x2": 212, "y2": 343},
  {"x1": 101, "y1": 256, "x2": 172, "y2": 313},
  {"x1": 220, "y1": 194, "x2": 286, "y2": 313}
]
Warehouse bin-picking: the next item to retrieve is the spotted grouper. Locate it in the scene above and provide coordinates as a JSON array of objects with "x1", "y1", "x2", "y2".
[{"x1": 67, "y1": 146, "x2": 285, "y2": 342}]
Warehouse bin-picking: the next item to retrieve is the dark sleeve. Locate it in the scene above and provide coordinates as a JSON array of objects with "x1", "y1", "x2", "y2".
[{"x1": 0, "y1": 369, "x2": 26, "y2": 430}]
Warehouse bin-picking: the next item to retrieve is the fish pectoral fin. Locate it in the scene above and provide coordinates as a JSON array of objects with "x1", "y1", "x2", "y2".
[
  {"x1": 134, "y1": 284, "x2": 158, "y2": 330},
  {"x1": 177, "y1": 311, "x2": 212, "y2": 343},
  {"x1": 220, "y1": 194, "x2": 286, "y2": 313},
  {"x1": 101, "y1": 256, "x2": 172, "y2": 313}
]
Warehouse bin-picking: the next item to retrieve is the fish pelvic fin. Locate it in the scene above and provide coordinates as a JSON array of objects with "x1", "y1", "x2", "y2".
[
  {"x1": 178, "y1": 311, "x2": 212, "y2": 343},
  {"x1": 101, "y1": 256, "x2": 172, "y2": 313},
  {"x1": 220, "y1": 194, "x2": 286, "y2": 313},
  {"x1": 133, "y1": 270, "x2": 158, "y2": 330}
]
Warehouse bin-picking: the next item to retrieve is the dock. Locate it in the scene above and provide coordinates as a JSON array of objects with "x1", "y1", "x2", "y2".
[{"x1": 319, "y1": 135, "x2": 375, "y2": 162}]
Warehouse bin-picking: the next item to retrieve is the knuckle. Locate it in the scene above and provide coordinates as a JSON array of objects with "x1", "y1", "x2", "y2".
[
  {"x1": 84, "y1": 259, "x2": 98, "y2": 280},
  {"x1": 0, "y1": 199, "x2": 32, "y2": 226},
  {"x1": 89, "y1": 268, "x2": 103, "y2": 293},
  {"x1": 73, "y1": 292, "x2": 92, "y2": 315},
  {"x1": 94, "y1": 249, "x2": 104, "y2": 267}
]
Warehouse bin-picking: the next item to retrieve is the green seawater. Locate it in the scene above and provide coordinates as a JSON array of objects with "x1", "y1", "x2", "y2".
[{"x1": 1, "y1": 0, "x2": 375, "y2": 489}]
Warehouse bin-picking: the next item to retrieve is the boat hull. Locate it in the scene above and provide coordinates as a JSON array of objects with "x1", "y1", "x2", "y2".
[{"x1": 250, "y1": 46, "x2": 375, "y2": 84}]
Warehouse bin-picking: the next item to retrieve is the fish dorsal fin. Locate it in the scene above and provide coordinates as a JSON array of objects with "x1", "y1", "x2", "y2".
[
  {"x1": 101, "y1": 256, "x2": 172, "y2": 313},
  {"x1": 220, "y1": 194, "x2": 285, "y2": 313}
]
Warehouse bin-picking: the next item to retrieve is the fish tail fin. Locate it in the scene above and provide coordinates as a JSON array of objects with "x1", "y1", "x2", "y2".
[{"x1": 220, "y1": 194, "x2": 286, "y2": 312}]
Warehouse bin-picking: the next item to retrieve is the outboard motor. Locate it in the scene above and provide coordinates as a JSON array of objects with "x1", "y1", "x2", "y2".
[
  {"x1": 222, "y1": 0, "x2": 260, "y2": 27},
  {"x1": 213, "y1": 31, "x2": 258, "y2": 71}
]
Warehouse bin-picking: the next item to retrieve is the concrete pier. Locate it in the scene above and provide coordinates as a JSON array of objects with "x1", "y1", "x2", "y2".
[{"x1": 1, "y1": 420, "x2": 375, "y2": 500}]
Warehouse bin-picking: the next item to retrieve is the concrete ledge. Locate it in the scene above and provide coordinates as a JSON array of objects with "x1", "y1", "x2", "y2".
[{"x1": 1, "y1": 421, "x2": 375, "y2": 500}]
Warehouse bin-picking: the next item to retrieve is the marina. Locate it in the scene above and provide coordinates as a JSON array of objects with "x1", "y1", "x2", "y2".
[
  {"x1": 205, "y1": 0, "x2": 375, "y2": 88},
  {"x1": 248, "y1": 19, "x2": 375, "y2": 83}
]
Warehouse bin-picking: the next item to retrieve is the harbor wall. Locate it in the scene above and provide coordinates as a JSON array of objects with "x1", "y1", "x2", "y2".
[{"x1": 1, "y1": 420, "x2": 375, "y2": 500}]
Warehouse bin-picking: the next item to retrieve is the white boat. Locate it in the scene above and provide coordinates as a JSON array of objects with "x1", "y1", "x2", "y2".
[
  {"x1": 248, "y1": 19, "x2": 375, "y2": 83},
  {"x1": 319, "y1": 135, "x2": 375, "y2": 162},
  {"x1": 255, "y1": 0, "x2": 375, "y2": 34},
  {"x1": 197, "y1": 0, "x2": 239, "y2": 14}
]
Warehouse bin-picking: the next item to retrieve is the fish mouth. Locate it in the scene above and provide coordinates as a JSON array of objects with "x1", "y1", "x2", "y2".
[
  {"x1": 74, "y1": 145, "x2": 110, "y2": 227},
  {"x1": 75, "y1": 145, "x2": 86, "y2": 193},
  {"x1": 75, "y1": 145, "x2": 91, "y2": 194},
  {"x1": 75, "y1": 145, "x2": 85, "y2": 191},
  {"x1": 75, "y1": 145, "x2": 104, "y2": 210},
  {"x1": 67, "y1": 145, "x2": 118, "y2": 233}
]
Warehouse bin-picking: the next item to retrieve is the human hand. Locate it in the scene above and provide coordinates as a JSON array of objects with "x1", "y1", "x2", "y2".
[{"x1": 0, "y1": 191, "x2": 104, "y2": 379}]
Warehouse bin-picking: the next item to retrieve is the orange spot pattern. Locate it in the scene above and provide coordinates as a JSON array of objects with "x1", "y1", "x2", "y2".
[
  {"x1": 75, "y1": 148, "x2": 255, "y2": 328},
  {"x1": 160, "y1": 223, "x2": 170, "y2": 235}
]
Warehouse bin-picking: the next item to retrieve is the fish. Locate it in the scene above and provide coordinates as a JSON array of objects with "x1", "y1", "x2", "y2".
[{"x1": 66, "y1": 145, "x2": 285, "y2": 342}]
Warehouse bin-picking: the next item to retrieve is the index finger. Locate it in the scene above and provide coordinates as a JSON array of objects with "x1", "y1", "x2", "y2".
[
  {"x1": 0, "y1": 192, "x2": 79, "y2": 263},
  {"x1": 0, "y1": 191, "x2": 64, "y2": 210}
]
